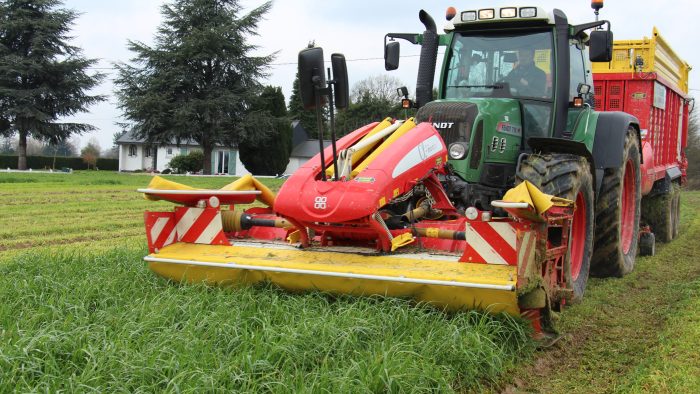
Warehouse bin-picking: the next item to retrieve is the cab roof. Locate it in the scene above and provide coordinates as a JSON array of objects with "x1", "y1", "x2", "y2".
[{"x1": 446, "y1": 6, "x2": 554, "y2": 32}]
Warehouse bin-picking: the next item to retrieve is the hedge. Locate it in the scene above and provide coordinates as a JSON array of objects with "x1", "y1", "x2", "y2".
[{"x1": 0, "y1": 155, "x2": 119, "y2": 171}]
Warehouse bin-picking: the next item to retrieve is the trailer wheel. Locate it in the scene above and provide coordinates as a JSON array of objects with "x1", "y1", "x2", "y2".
[
  {"x1": 642, "y1": 191, "x2": 673, "y2": 243},
  {"x1": 516, "y1": 153, "x2": 594, "y2": 303},
  {"x1": 672, "y1": 185, "x2": 681, "y2": 239},
  {"x1": 591, "y1": 128, "x2": 641, "y2": 278},
  {"x1": 639, "y1": 232, "x2": 655, "y2": 256}
]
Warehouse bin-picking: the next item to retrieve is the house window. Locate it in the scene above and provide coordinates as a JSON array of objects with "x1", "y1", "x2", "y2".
[
  {"x1": 128, "y1": 145, "x2": 137, "y2": 157},
  {"x1": 145, "y1": 147, "x2": 152, "y2": 157},
  {"x1": 167, "y1": 148, "x2": 173, "y2": 155}
]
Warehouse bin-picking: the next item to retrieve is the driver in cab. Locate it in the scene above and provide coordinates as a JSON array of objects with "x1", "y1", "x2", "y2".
[{"x1": 505, "y1": 49, "x2": 546, "y2": 97}]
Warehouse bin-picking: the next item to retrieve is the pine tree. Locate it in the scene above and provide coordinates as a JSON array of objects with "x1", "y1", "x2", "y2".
[
  {"x1": 115, "y1": 0, "x2": 274, "y2": 175},
  {"x1": 239, "y1": 86, "x2": 292, "y2": 175},
  {"x1": 41, "y1": 138, "x2": 76, "y2": 157},
  {"x1": 288, "y1": 72, "x2": 324, "y2": 139},
  {"x1": 0, "y1": 0, "x2": 105, "y2": 170}
]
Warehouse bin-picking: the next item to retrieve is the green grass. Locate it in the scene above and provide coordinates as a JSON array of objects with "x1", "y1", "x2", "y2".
[
  {"x1": 0, "y1": 247, "x2": 533, "y2": 392},
  {"x1": 4, "y1": 171, "x2": 700, "y2": 392},
  {"x1": 0, "y1": 171, "x2": 535, "y2": 392},
  {"x1": 0, "y1": 171, "x2": 284, "y2": 256},
  {"x1": 624, "y1": 279, "x2": 700, "y2": 392}
]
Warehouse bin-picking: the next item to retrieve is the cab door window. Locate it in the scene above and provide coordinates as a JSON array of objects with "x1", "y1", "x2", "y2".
[{"x1": 569, "y1": 41, "x2": 587, "y2": 100}]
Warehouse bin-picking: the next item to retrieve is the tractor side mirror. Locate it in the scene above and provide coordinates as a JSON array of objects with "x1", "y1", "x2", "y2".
[
  {"x1": 331, "y1": 54, "x2": 349, "y2": 109},
  {"x1": 385, "y1": 41, "x2": 400, "y2": 71},
  {"x1": 589, "y1": 30, "x2": 613, "y2": 62},
  {"x1": 298, "y1": 47, "x2": 326, "y2": 109}
]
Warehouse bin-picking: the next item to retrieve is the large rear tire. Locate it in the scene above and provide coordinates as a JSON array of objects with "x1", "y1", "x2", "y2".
[
  {"x1": 516, "y1": 153, "x2": 594, "y2": 303},
  {"x1": 591, "y1": 128, "x2": 641, "y2": 277}
]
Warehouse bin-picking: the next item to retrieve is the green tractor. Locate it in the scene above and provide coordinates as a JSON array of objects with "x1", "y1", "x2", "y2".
[{"x1": 385, "y1": 4, "x2": 642, "y2": 300}]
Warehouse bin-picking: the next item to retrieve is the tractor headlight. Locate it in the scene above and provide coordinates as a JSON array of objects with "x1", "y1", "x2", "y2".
[
  {"x1": 448, "y1": 142, "x2": 468, "y2": 160},
  {"x1": 500, "y1": 7, "x2": 517, "y2": 18},
  {"x1": 461, "y1": 11, "x2": 477, "y2": 22},
  {"x1": 478, "y1": 9, "x2": 495, "y2": 20},
  {"x1": 520, "y1": 7, "x2": 537, "y2": 18}
]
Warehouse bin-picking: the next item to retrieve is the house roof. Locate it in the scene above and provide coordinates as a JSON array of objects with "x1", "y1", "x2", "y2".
[
  {"x1": 114, "y1": 130, "x2": 143, "y2": 144},
  {"x1": 291, "y1": 120, "x2": 308, "y2": 148},
  {"x1": 291, "y1": 140, "x2": 331, "y2": 158},
  {"x1": 115, "y1": 130, "x2": 226, "y2": 147}
]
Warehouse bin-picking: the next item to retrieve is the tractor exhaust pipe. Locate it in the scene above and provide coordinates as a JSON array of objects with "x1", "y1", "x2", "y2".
[{"x1": 415, "y1": 10, "x2": 438, "y2": 108}]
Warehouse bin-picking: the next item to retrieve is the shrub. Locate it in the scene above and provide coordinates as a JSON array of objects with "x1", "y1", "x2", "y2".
[
  {"x1": 168, "y1": 150, "x2": 204, "y2": 174},
  {"x1": 0, "y1": 155, "x2": 118, "y2": 170}
]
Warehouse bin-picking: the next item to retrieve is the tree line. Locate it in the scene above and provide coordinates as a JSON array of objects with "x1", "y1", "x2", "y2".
[{"x1": 0, "y1": 0, "x2": 415, "y2": 175}]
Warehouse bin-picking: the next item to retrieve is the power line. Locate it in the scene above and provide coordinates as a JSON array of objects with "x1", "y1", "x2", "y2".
[{"x1": 87, "y1": 54, "x2": 423, "y2": 71}]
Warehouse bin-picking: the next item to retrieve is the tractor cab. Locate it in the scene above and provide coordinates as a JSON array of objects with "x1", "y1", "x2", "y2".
[{"x1": 385, "y1": 5, "x2": 612, "y2": 211}]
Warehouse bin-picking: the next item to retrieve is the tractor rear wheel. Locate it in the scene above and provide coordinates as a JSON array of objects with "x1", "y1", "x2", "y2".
[
  {"x1": 591, "y1": 128, "x2": 641, "y2": 277},
  {"x1": 516, "y1": 153, "x2": 594, "y2": 303}
]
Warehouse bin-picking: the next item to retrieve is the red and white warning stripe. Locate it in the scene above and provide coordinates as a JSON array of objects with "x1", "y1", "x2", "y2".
[
  {"x1": 461, "y1": 221, "x2": 520, "y2": 265},
  {"x1": 174, "y1": 206, "x2": 229, "y2": 246},
  {"x1": 144, "y1": 211, "x2": 177, "y2": 253},
  {"x1": 517, "y1": 231, "x2": 537, "y2": 276}
]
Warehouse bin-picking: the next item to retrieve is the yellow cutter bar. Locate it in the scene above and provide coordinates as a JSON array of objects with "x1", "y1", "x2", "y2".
[{"x1": 146, "y1": 242, "x2": 519, "y2": 315}]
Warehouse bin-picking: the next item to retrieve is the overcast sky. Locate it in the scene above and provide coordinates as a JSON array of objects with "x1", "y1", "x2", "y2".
[{"x1": 60, "y1": 0, "x2": 700, "y2": 150}]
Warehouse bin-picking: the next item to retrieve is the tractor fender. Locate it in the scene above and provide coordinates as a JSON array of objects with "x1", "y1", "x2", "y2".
[
  {"x1": 591, "y1": 112, "x2": 641, "y2": 194},
  {"x1": 592, "y1": 112, "x2": 641, "y2": 168},
  {"x1": 525, "y1": 137, "x2": 597, "y2": 197}
]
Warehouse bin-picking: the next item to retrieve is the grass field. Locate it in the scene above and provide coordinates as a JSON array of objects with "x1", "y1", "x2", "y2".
[
  {"x1": 499, "y1": 191, "x2": 700, "y2": 393},
  {"x1": 1, "y1": 171, "x2": 698, "y2": 392},
  {"x1": 0, "y1": 171, "x2": 533, "y2": 392}
]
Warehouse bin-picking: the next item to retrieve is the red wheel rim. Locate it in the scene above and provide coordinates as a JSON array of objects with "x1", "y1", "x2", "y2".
[
  {"x1": 620, "y1": 159, "x2": 636, "y2": 254},
  {"x1": 570, "y1": 191, "x2": 587, "y2": 281}
]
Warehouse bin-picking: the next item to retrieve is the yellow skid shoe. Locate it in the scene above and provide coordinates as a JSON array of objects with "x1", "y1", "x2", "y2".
[{"x1": 146, "y1": 242, "x2": 519, "y2": 315}]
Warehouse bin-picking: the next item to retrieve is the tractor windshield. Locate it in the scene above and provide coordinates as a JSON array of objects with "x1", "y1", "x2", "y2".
[{"x1": 444, "y1": 30, "x2": 553, "y2": 101}]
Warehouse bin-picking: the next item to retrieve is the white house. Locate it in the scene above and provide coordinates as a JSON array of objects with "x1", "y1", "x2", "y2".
[
  {"x1": 116, "y1": 123, "x2": 331, "y2": 176},
  {"x1": 115, "y1": 131, "x2": 250, "y2": 176}
]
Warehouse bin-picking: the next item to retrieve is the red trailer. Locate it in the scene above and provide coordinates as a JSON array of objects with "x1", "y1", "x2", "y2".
[{"x1": 593, "y1": 28, "x2": 692, "y2": 248}]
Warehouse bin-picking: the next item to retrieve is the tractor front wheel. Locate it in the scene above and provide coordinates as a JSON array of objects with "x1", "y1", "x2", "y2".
[{"x1": 516, "y1": 153, "x2": 595, "y2": 303}]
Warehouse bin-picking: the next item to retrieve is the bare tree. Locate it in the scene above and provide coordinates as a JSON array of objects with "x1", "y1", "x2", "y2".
[{"x1": 351, "y1": 75, "x2": 407, "y2": 103}]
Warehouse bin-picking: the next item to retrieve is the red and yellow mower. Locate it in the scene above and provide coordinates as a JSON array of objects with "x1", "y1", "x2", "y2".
[{"x1": 139, "y1": 117, "x2": 577, "y2": 335}]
